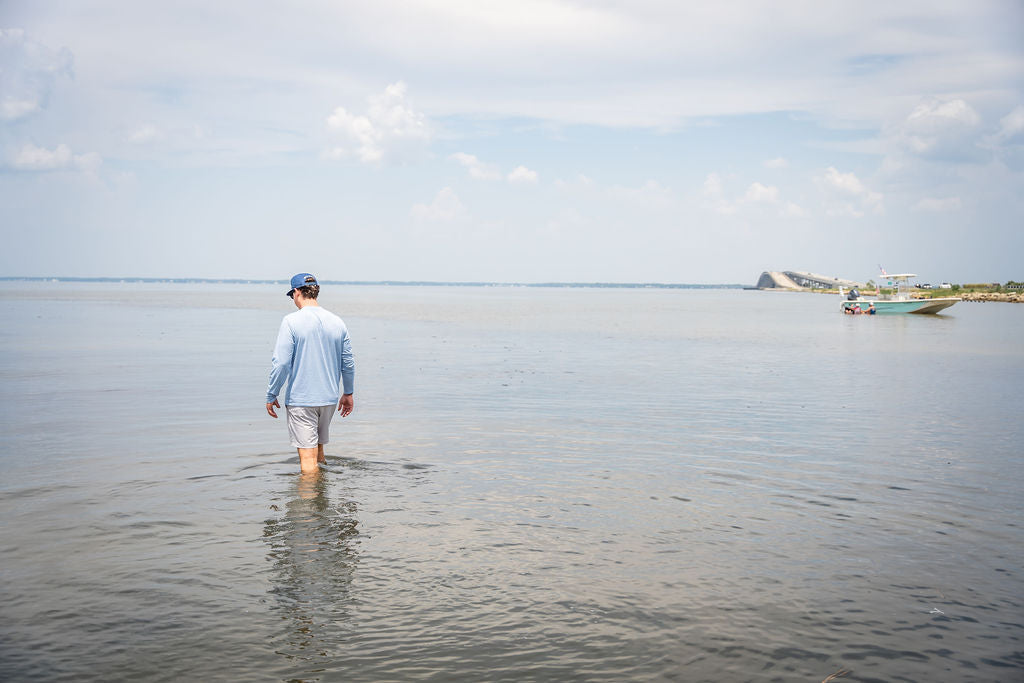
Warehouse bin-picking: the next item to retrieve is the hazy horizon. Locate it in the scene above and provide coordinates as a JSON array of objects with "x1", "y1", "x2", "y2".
[{"x1": 0, "y1": 275, "x2": 750, "y2": 287}]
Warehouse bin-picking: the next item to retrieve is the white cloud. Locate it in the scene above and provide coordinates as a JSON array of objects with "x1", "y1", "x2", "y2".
[
  {"x1": 742, "y1": 182, "x2": 779, "y2": 204},
  {"x1": 995, "y1": 105, "x2": 1024, "y2": 141},
  {"x1": 507, "y1": 165, "x2": 538, "y2": 184},
  {"x1": 609, "y1": 179, "x2": 673, "y2": 208},
  {"x1": 821, "y1": 166, "x2": 867, "y2": 195},
  {"x1": 913, "y1": 196, "x2": 962, "y2": 212},
  {"x1": 739, "y1": 181, "x2": 806, "y2": 217},
  {"x1": 819, "y1": 166, "x2": 884, "y2": 218},
  {"x1": 897, "y1": 97, "x2": 982, "y2": 159},
  {"x1": 326, "y1": 81, "x2": 430, "y2": 164},
  {"x1": 450, "y1": 154, "x2": 540, "y2": 184},
  {"x1": 0, "y1": 29, "x2": 73, "y2": 122},
  {"x1": 14, "y1": 143, "x2": 72, "y2": 169},
  {"x1": 449, "y1": 152, "x2": 501, "y2": 180},
  {"x1": 127, "y1": 124, "x2": 161, "y2": 144},
  {"x1": 74, "y1": 151, "x2": 103, "y2": 174},
  {"x1": 293, "y1": 3, "x2": 1020, "y2": 131},
  {"x1": 701, "y1": 172, "x2": 736, "y2": 215},
  {"x1": 554, "y1": 174, "x2": 594, "y2": 191},
  {"x1": 702, "y1": 173, "x2": 725, "y2": 198},
  {"x1": 763, "y1": 157, "x2": 789, "y2": 169},
  {"x1": 818, "y1": 166, "x2": 883, "y2": 217},
  {"x1": 781, "y1": 201, "x2": 806, "y2": 218},
  {"x1": 2, "y1": 99, "x2": 39, "y2": 121},
  {"x1": 907, "y1": 98, "x2": 980, "y2": 128},
  {"x1": 10, "y1": 143, "x2": 101, "y2": 173},
  {"x1": 6, "y1": 4, "x2": 1020, "y2": 135},
  {"x1": 411, "y1": 187, "x2": 466, "y2": 223},
  {"x1": 703, "y1": 174, "x2": 804, "y2": 217}
]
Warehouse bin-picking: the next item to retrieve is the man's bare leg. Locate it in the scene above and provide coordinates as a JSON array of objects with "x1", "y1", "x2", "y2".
[
  {"x1": 298, "y1": 447, "x2": 319, "y2": 473},
  {"x1": 297, "y1": 469, "x2": 321, "y2": 499},
  {"x1": 317, "y1": 444, "x2": 326, "y2": 464}
]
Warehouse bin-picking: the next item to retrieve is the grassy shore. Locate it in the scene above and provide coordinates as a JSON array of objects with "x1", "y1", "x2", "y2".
[
  {"x1": 814, "y1": 284, "x2": 1023, "y2": 303},
  {"x1": 910, "y1": 284, "x2": 1023, "y2": 303},
  {"x1": 918, "y1": 290, "x2": 1022, "y2": 303}
]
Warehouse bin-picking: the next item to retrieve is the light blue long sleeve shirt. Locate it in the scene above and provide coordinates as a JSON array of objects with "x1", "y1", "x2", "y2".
[{"x1": 266, "y1": 306, "x2": 354, "y2": 406}]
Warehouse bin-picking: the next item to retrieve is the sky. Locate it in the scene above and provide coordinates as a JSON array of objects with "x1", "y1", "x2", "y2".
[{"x1": 2, "y1": 1, "x2": 1022, "y2": 284}]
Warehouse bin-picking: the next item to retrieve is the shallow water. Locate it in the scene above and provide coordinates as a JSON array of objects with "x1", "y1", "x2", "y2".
[{"x1": 1, "y1": 282, "x2": 1022, "y2": 682}]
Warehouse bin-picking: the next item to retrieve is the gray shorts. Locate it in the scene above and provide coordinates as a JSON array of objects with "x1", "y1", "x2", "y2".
[{"x1": 286, "y1": 405, "x2": 335, "y2": 448}]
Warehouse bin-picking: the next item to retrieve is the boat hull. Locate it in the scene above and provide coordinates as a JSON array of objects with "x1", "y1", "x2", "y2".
[{"x1": 841, "y1": 297, "x2": 959, "y2": 314}]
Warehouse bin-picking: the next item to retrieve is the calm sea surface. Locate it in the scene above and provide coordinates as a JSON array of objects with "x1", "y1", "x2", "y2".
[{"x1": 1, "y1": 282, "x2": 1022, "y2": 682}]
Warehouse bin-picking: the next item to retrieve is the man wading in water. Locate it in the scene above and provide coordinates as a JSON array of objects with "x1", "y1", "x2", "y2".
[{"x1": 266, "y1": 273, "x2": 355, "y2": 473}]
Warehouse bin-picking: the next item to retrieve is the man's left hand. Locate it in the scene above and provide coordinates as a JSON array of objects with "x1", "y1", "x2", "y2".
[
  {"x1": 266, "y1": 399, "x2": 280, "y2": 418},
  {"x1": 339, "y1": 394, "x2": 354, "y2": 417}
]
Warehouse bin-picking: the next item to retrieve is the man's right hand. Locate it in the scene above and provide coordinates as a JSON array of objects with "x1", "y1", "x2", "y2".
[{"x1": 266, "y1": 399, "x2": 280, "y2": 418}]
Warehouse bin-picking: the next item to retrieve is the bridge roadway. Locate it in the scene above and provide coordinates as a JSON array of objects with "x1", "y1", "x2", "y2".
[{"x1": 755, "y1": 271, "x2": 863, "y2": 290}]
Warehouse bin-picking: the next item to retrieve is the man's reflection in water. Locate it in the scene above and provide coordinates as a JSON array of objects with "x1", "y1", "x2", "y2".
[{"x1": 263, "y1": 470, "x2": 359, "y2": 675}]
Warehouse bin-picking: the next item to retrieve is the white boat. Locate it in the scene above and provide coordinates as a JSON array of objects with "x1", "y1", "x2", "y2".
[{"x1": 840, "y1": 274, "x2": 959, "y2": 314}]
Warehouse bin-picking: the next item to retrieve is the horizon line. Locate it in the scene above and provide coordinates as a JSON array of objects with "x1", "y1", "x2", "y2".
[{"x1": 0, "y1": 276, "x2": 747, "y2": 289}]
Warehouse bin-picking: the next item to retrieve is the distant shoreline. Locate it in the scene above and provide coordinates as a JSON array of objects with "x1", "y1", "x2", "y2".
[{"x1": 0, "y1": 276, "x2": 746, "y2": 290}]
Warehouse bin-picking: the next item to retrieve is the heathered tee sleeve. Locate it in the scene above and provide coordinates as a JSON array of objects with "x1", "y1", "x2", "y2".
[
  {"x1": 339, "y1": 326, "x2": 354, "y2": 395},
  {"x1": 266, "y1": 318, "x2": 294, "y2": 403}
]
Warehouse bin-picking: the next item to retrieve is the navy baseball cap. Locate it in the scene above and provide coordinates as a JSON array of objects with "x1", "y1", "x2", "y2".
[{"x1": 287, "y1": 272, "x2": 318, "y2": 297}]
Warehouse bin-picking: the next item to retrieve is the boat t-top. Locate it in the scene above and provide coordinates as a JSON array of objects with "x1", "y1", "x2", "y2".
[{"x1": 840, "y1": 273, "x2": 959, "y2": 314}]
